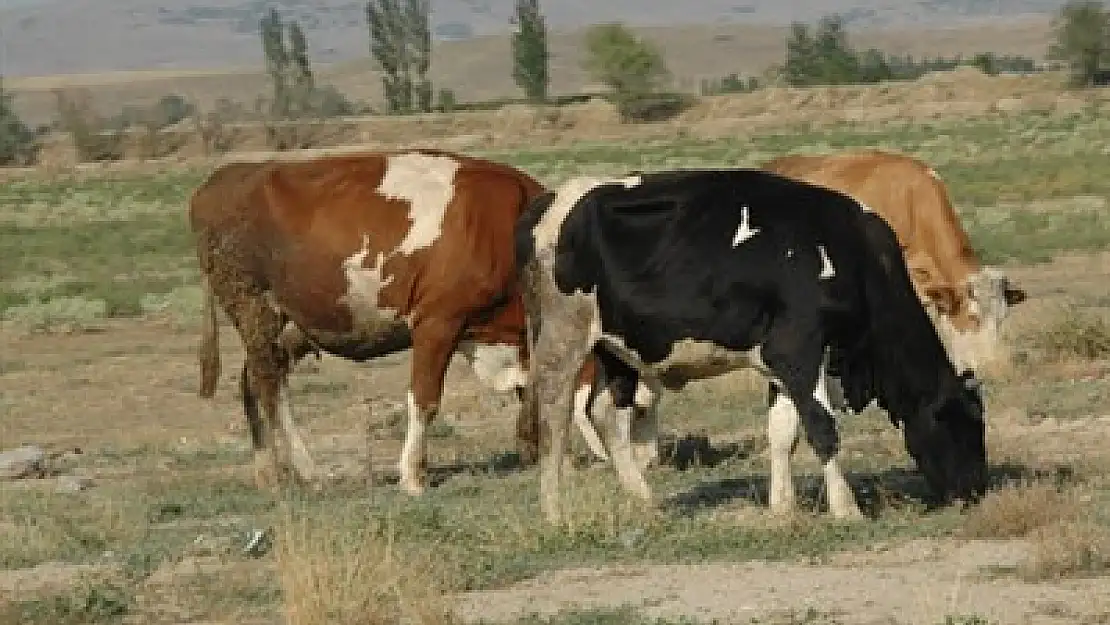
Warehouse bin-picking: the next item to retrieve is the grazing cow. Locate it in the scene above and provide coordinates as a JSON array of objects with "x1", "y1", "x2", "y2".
[
  {"x1": 516, "y1": 169, "x2": 988, "y2": 524},
  {"x1": 190, "y1": 149, "x2": 609, "y2": 494},
  {"x1": 571, "y1": 150, "x2": 1029, "y2": 469},
  {"x1": 762, "y1": 150, "x2": 1027, "y2": 373}
]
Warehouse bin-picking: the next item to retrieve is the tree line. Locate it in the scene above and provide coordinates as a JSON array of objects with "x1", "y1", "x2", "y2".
[{"x1": 2, "y1": 0, "x2": 1109, "y2": 165}]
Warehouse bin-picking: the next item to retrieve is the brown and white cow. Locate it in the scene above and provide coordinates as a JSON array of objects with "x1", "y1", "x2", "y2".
[
  {"x1": 762, "y1": 150, "x2": 1027, "y2": 374},
  {"x1": 189, "y1": 149, "x2": 609, "y2": 495}
]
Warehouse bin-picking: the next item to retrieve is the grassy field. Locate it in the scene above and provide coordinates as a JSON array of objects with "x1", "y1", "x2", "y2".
[{"x1": 1, "y1": 111, "x2": 1110, "y2": 624}]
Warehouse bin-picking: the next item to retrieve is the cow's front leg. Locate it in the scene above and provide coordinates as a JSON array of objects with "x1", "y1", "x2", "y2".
[{"x1": 399, "y1": 318, "x2": 462, "y2": 496}]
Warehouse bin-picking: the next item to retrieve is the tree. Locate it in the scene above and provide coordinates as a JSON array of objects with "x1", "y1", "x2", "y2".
[
  {"x1": 812, "y1": 15, "x2": 860, "y2": 83},
  {"x1": 406, "y1": 0, "x2": 433, "y2": 113},
  {"x1": 971, "y1": 52, "x2": 999, "y2": 76},
  {"x1": 0, "y1": 77, "x2": 37, "y2": 166},
  {"x1": 365, "y1": 0, "x2": 433, "y2": 114},
  {"x1": 783, "y1": 15, "x2": 864, "y2": 86},
  {"x1": 783, "y1": 22, "x2": 818, "y2": 86},
  {"x1": 260, "y1": 9, "x2": 291, "y2": 117},
  {"x1": 287, "y1": 21, "x2": 316, "y2": 115},
  {"x1": 511, "y1": 0, "x2": 549, "y2": 103},
  {"x1": 1047, "y1": 1, "x2": 1110, "y2": 86},
  {"x1": 583, "y1": 23, "x2": 669, "y2": 102},
  {"x1": 858, "y1": 48, "x2": 893, "y2": 83}
]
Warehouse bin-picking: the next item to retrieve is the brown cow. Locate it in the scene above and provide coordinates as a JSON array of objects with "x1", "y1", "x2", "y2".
[
  {"x1": 189, "y1": 149, "x2": 609, "y2": 495},
  {"x1": 762, "y1": 150, "x2": 1027, "y2": 374}
]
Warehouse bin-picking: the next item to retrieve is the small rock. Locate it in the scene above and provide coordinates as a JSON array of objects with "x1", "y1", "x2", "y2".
[
  {"x1": 243, "y1": 528, "x2": 273, "y2": 557},
  {"x1": 56, "y1": 474, "x2": 94, "y2": 492}
]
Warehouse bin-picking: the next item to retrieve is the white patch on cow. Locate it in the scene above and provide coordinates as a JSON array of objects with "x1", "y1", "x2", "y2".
[
  {"x1": 340, "y1": 234, "x2": 398, "y2": 329},
  {"x1": 731, "y1": 205, "x2": 760, "y2": 247},
  {"x1": 930, "y1": 268, "x2": 1016, "y2": 374},
  {"x1": 457, "y1": 341, "x2": 528, "y2": 393},
  {"x1": 398, "y1": 390, "x2": 425, "y2": 495},
  {"x1": 376, "y1": 153, "x2": 461, "y2": 255},
  {"x1": 786, "y1": 248, "x2": 795, "y2": 259},
  {"x1": 817, "y1": 245, "x2": 836, "y2": 280},
  {"x1": 532, "y1": 176, "x2": 643, "y2": 249},
  {"x1": 573, "y1": 385, "x2": 610, "y2": 462},
  {"x1": 936, "y1": 295, "x2": 1001, "y2": 374}
]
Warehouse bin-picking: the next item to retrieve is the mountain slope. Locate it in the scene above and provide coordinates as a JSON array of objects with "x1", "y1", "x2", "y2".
[{"x1": 0, "y1": 0, "x2": 1069, "y2": 77}]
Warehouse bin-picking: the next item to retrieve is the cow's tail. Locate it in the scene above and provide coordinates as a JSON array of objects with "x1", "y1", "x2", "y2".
[{"x1": 198, "y1": 275, "x2": 222, "y2": 399}]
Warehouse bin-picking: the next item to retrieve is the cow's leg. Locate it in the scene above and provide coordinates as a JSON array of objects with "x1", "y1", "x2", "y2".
[
  {"x1": 399, "y1": 318, "x2": 463, "y2": 496},
  {"x1": 593, "y1": 350, "x2": 652, "y2": 502},
  {"x1": 810, "y1": 363, "x2": 860, "y2": 518},
  {"x1": 531, "y1": 309, "x2": 594, "y2": 525},
  {"x1": 573, "y1": 362, "x2": 611, "y2": 463},
  {"x1": 766, "y1": 383, "x2": 800, "y2": 516},
  {"x1": 630, "y1": 380, "x2": 661, "y2": 471},
  {"x1": 238, "y1": 363, "x2": 279, "y2": 489},
  {"x1": 763, "y1": 325, "x2": 862, "y2": 520},
  {"x1": 514, "y1": 385, "x2": 540, "y2": 467},
  {"x1": 274, "y1": 371, "x2": 319, "y2": 486},
  {"x1": 230, "y1": 302, "x2": 298, "y2": 488},
  {"x1": 273, "y1": 323, "x2": 322, "y2": 484}
]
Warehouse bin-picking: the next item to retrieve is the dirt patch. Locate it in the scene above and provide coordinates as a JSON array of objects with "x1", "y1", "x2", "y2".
[
  {"x1": 0, "y1": 562, "x2": 118, "y2": 598},
  {"x1": 454, "y1": 539, "x2": 1110, "y2": 624}
]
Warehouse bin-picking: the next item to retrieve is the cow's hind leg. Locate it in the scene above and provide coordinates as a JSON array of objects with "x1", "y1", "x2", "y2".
[
  {"x1": 530, "y1": 305, "x2": 595, "y2": 525},
  {"x1": 226, "y1": 297, "x2": 317, "y2": 489},
  {"x1": 593, "y1": 348, "x2": 652, "y2": 502},
  {"x1": 399, "y1": 318, "x2": 464, "y2": 495},
  {"x1": 763, "y1": 328, "x2": 862, "y2": 520},
  {"x1": 630, "y1": 381, "x2": 661, "y2": 471}
]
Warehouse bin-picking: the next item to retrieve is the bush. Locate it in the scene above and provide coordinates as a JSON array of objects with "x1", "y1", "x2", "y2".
[
  {"x1": 1025, "y1": 304, "x2": 1110, "y2": 361},
  {"x1": 611, "y1": 91, "x2": 696, "y2": 123},
  {"x1": 582, "y1": 23, "x2": 672, "y2": 123},
  {"x1": 700, "y1": 73, "x2": 761, "y2": 95},
  {"x1": 437, "y1": 88, "x2": 457, "y2": 112},
  {"x1": 53, "y1": 89, "x2": 126, "y2": 162},
  {"x1": 0, "y1": 77, "x2": 38, "y2": 166}
]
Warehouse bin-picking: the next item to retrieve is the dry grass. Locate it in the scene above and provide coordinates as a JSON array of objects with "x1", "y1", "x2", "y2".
[
  {"x1": 274, "y1": 502, "x2": 457, "y2": 625},
  {"x1": 960, "y1": 482, "x2": 1079, "y2": 540},
  {"x1": 1020, "y1": 520, "x2": 1110, "y2": 582},
  {"x1": 962, "y1": 481, "x2": 1110, "y2": 583},
  {"x1": 1022, "y1": 304, "x2": 1110, "y2": 362}
]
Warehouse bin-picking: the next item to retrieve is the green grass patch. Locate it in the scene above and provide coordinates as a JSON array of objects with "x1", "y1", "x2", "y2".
[{"x1": 4, "y1": 111, "x2": 1110, "y2": 325}]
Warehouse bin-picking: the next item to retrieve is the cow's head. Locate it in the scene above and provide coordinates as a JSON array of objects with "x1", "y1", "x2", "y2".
[
  {"x1": 902, "y1": 369, "x2": 988, "y2": 507},
  {"x1": 923, "y1": 267, "x2": 1027, "y2": 373}
]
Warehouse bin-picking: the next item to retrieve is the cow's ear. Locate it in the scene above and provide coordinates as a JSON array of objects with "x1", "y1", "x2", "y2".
[
  {"x1": 924, "y1": 285, "x2": 959, "y2": 315},
  {"x1": 1004, "y1": 285, "x2": 1027, "y2": 307}
]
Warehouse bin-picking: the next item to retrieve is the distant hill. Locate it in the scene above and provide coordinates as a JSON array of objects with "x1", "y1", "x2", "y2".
[{"x1": 0, "y1": 0, "x2": 1069, "y2": 77}]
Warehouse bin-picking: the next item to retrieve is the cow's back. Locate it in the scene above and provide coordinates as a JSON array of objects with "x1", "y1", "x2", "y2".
[{"x1": 763, "y1": 150, "x2": 980, "y2": 291}]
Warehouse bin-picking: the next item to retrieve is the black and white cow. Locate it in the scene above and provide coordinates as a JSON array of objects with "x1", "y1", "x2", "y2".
[{"x1": 515, "y1": 169, "x2": 989, "y2": 524}]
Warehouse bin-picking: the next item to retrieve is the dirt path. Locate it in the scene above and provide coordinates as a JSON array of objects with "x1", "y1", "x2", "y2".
[{"x1": 455, "y1": 539, "x2": 1110, "y2": 624}]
